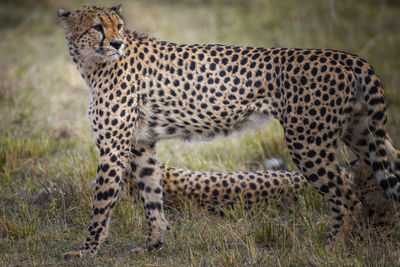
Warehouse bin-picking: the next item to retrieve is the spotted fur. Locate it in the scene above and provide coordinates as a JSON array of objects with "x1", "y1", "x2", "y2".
[
  {"x1": 58, "y1": 5, "x2": 400, "y2": 258},
  {"x1": 133, "y1": 164, "x2": 307, "y2": 211}
]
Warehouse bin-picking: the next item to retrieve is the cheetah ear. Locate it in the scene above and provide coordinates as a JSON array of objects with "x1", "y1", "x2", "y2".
[
  {"x1": 110, "y1": 4, "x2": 122, "y2": 14},
  {"x1": 58, "y1": 9, "x2": 72, "y2": 28},
  {"x1": 58, "y1": 9, "x2": 71, "y2": 19}
]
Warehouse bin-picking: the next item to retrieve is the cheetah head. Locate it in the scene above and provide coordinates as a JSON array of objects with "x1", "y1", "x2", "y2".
[{"x1": 58, "y1": 5, "x2": 126, "y2": 61}]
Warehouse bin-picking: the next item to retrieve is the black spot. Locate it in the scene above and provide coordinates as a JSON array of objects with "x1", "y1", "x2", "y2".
[
  {"x1": 140, "y1": 168, "x2": 154, "y2": 177},
  {"x1": 308, "y1": 174, "x2": 318, "y2": 182},
  {"x1": 112, "y1": 104, "x2": 119, "y2": 112},
  {"x1": 101, "y1": 164, "x2": 110, "y2": 172}
]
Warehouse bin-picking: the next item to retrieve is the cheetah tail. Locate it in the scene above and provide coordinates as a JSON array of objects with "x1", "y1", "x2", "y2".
[
  {"x1": 159, "y1": 164, "x2": 308, "y2": 210},
  {"x1": 363, "y1": 70, "x2": 400, "y2": 201},
  {"x1": 385, "y1": 138, "x2": 400, "y2": 178}
]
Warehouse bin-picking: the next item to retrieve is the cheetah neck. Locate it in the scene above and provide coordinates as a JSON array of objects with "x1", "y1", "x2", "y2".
[{"x1": 68, "y1": 45, "x2": 117, "y2": 92}]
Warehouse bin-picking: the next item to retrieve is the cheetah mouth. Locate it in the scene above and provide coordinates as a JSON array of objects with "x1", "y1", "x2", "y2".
[
  {"x1": 96, "y1": 47, "x2": 124, "y2": 59},
  {"x1": 108, "y1": 51, "x2": 119, "y2": 57}
]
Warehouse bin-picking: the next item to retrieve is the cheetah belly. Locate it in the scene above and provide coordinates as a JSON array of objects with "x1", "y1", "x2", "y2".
[{"x1": 132, "y1": 109, "x2": 271, "y2": 143}]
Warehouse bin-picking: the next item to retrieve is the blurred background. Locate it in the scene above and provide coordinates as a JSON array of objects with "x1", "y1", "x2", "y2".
[{"x1": 0, "y1": 0, "x2": 400, "y2": 264}]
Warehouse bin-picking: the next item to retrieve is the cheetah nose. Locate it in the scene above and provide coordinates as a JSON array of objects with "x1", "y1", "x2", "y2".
[{"x1": 110, "y1": 40, "x2": 123, "y2": 49}]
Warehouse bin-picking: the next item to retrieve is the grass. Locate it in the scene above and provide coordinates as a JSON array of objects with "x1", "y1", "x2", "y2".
[{"x1": 0, "y1": 0, "x2": 399, "y2": 265}]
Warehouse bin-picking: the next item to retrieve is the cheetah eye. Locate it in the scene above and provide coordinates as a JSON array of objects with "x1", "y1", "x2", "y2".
[
  {"x1": 93, "y1": 24, "x2": 103, "y2": 32},
  {"x1": 117, "y1": 24, "x2": 123, "y2": 31}
]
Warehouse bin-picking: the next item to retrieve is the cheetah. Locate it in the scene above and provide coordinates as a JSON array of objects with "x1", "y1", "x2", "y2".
[
  {"x1": 143, "y1": 156, "x2": 399, "y2": 238},
  {"x1": 350, "y1": 140, "x2": 400, "y2": 239},
  {"x1": 58, "y1": 5, "x2": 400, "y2": 258}
]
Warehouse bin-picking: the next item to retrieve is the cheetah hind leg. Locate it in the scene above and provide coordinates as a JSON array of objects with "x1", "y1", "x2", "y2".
[
  {"x1": 385, "y1": 138, "x2": 400, "y2": 178},
  {"x1": 283, "y1": 129, "x2": 361, "y2": 242},
  {"x1": 126, "y1": 142, "x2": 168, "y2": 254}
]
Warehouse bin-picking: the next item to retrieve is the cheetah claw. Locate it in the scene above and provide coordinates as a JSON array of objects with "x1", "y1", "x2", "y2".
[
  {"x1": 130, "y1": 247, "x2": 147, "y2": 254},
  {"x1": 63, "y1": 250, "x2": 83, "y2": 259},
  {"x1": 63, "y1": 249, "x2": 97, "y2": 259},
  {"x1": 130, "y1": 243, "x2": 165, "y2": 254}
]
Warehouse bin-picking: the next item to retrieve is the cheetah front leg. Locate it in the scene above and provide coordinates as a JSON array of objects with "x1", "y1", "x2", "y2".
[
  {"x1": 63, "y1": 149, "x2": 127, "y2": 259},
  {"x1": 127, "y1": 142, "x2": 168, "y2": 253},
  {"x1": 63, "y1": 107, "x2": 133, "y2": 259}
]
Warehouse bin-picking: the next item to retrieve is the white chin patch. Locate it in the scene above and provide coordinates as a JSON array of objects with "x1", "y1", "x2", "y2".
[{"x1": 109, "y1": 54, "x2": 120, "y2": 60}]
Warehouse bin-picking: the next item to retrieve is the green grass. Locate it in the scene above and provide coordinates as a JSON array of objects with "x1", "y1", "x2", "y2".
[{"x1": 0, "y1": 0, "x2": 400, "y2": 265}]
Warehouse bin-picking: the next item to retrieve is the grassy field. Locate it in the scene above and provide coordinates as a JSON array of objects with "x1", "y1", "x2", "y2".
[{"x1": 1, "y1": 0, "x2": 400, "y2": 265}]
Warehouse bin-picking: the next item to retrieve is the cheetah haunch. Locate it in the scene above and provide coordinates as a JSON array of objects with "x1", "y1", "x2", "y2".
[{"x1": 58, "y1": 5, "x2": 400, "y2": 258}]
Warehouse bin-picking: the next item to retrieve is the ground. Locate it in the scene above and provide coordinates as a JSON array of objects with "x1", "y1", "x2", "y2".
[{"x1": 0, "y1": 0, "x2": 400, "y2": 265}]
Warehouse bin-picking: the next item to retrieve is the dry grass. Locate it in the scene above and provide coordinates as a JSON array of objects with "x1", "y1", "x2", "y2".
[{"x1": 0, "y1": 0, "x2": 400, "y2": 265}]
